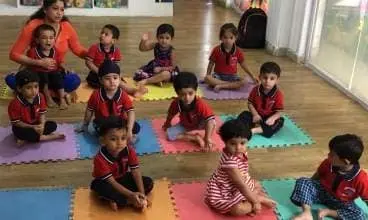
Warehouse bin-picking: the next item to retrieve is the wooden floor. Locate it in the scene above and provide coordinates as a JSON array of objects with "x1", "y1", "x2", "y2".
[{"x1": 0, "y1": 0, "x2": 367, "y2": 188}]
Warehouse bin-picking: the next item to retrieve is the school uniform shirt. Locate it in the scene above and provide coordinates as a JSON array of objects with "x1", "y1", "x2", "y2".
[
  {"x1": 209, "y1": 44, "x2": 244, "y2": 75},
  {"x1": 248, "y1": 85, "x2": 284, "y2": 118},
  {"x1": 87, "y1": 43, "x2": 122, "y2": 67},
  {"x1": 87, "y1": 88, "x2": 133, "y2": 120},
  {"x1": 205, "y1": 150, "x2": 255, "y2": 213},
  {"x1": 167, "y1": 96, "x2": 215, "y2": 130},
  {"x1": 318, "y1": 158, "x2": 368, "y2": 202},
  {"x1": 93, "y1": 146, "x2": 139, "y2": 180},
  {"x1": 8, "y1": 93, "x2": 47, "y2": 125},
  {"x1": 26, "y1": 46, "x2": 63, "y2": 73}
]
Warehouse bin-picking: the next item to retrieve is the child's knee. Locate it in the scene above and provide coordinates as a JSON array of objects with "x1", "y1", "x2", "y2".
[{"x1": 229, "y1": 201, "x2": 252, "y2": 216}]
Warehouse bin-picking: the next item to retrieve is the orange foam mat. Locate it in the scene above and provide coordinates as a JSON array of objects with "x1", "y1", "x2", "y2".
[
  {"x1": 72, "y1": 179, "x2": 177, "y2": 220},
  {"x1": 75, "y1": 82, "x2": 94, "y2": 103}
]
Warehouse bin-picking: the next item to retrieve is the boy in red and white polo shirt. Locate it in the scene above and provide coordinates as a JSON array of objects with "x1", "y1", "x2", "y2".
[
  {"x1": 8, "y1": 70, "x2": 65, "y2": 146},
  {"x1": 291, "y1": 134, "x2": 368, "y2": 220},
  {"x1": 162, "y1": 72, "x2": 216, "y2": 151},
  {"x1": 91, "y1": 116, "x2": 153, "y2": 211},
  {"x1": 237, "y1": 61, "x2": 284, "y2": 138},
  {"x1": 76, "y1": 60, "x2": 140, "y2": 143},
  {"x1": 204, "y1": 23, "x2": 257, "y2": 92}
]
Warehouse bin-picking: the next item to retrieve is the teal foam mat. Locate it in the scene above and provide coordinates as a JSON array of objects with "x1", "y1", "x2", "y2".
[
  {"x1": 220, "y1": 114, "x2": 314, "y2": 148},
  {"x1": 261, "y1": 179, "x2": 368, "y2": 220}
]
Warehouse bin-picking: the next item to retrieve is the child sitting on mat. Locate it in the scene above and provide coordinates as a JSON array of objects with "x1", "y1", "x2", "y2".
[
  {"x1": 85, "y1": 24, "x2": 147, "y2": 98},
  {"x1": 76, "y1": 60, "x2": 140, "y2": 143},
  {"x1": 204, "y1": 23, "x2": 257, "y2": 92},
  {"x1": 237, "y1": 61, "x2": 284, "y2": 138},
  {"x1": 8, "y1": 70, "x2": 65, "y2": 146},
  {"x1": 134, "y1": 23, "x2": 179, "y2": 86},
  {"x1": 205, "y1": 119, "x2": 276, "y2": 216},
  {"x1": 291, "y1": 134, "x2": 368, "y2": 220},
  {"x1": 26, "y1": 24, "x2": 71, "y2": 109},
  {"x1": 91, "y1": 115, "x2": 153, "y2": 211},
  {"x1": 162, "y1": 72, "x2": 216, "y2": 151}
]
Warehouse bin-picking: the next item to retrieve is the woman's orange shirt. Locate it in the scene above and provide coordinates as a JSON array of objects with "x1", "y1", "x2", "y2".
[{"x1": 9, "y1": 19, "x2": 87, "y2": 63}]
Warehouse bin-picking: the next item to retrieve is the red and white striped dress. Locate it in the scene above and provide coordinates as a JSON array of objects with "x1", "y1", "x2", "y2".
[{"x1": 205, "y1": 150, "x2": 255, "y2": 213}]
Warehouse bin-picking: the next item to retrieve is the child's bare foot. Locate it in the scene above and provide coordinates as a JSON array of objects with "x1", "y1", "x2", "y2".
[
  {"x1": 40, "y1": 133, "x2": 66, "y2": 141},
  {"x1": 318, "y1": 208, "x2": 334, "y2": 220},
  {"x1": 109, "y1": 201, "x2": 118, "y2": 211},
  {"x1": 292, "y1": 210, "x2": 313, "y2": 220},
  {"x1": 213, "y1": 85, "x2": 222, "y2": 93},
  {"x1": 47, "y1": 98, "x2": 57, "y2": 108},
  {"x1": 137, "y1": 79, "x2": 147, "y2": 87},
  {"x1": 16, "y1": 139, "x2": 25, "y2": 147},
  {"x1": 59, "y1": 99, "x2": 68, "y2": 110}
]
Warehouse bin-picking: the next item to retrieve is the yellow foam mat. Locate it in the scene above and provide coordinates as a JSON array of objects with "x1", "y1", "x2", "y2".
[
  {"x1": 0, "y1": 83, "x2": 14, "y2": 100},
  {"x1": 72, "y1": 179, "x2": 177, "y2": 220},
  {"x1": 124, "y1": 77, "x2": 203, "y2": 101}
]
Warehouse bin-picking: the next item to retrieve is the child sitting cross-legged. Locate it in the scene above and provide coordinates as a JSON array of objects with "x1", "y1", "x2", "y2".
[
  {"x1": 205, "y1": 119, "x2": 276, "y2": 216},
  {"x1": 162, "y1": 72, "x2": 216, "y2": 151},
  {"x1": 91, "y1": 115, "x2": 154, "y2": 211},
  {"x1": 291, "y1": 134, "x2": 368, "y2": 220},
  {"x1": 8, "y1": 70, "x2": 65, "y2": 146}
]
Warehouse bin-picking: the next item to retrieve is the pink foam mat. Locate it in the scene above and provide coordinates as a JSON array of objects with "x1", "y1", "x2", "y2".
[
  {"x1": 151, "y1": 116, "x2": 224, "y2": 154},
  {"x1": 0, "y1": 124, "x2": 78, "y2": 164},
  {"x1": 171, "y1": 182, "x2": 277, "y2": 220}
]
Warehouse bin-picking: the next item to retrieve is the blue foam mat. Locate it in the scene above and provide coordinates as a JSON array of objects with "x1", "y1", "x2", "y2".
[
  {"x1": 0, "y1": 187, "x2": 72, "y2": 220},
  {"x1": 75, "y1": 119, "x2": 161, "y2": 158},
  {"x1": 220, "y1": 114, "x2": 314, "y2": 148},
  {"x1": 261, "y1": 179, "x2": 368, "y2": 220}
]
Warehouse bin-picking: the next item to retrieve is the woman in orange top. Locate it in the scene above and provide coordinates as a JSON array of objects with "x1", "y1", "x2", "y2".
[{"x1": 6, "y1": 0, "x2": 87, "y2": 94}]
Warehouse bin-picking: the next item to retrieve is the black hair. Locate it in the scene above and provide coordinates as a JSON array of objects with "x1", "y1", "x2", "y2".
[
  {"x1": 219, "y1": 23, "x2": 238, "y2": 39},
  {"x1": 173, "y1": 72, "x2": 198, "y2": 93},
  {"x1": 16, "y1": 70, "x2": 40, "y2": 88},
  {"x1": 260, "y1": 62, "x2": 281, "y2": 77},
  {"x1": 329, "y1": 134, "x2": 364, "y2": 164},
  {"x1": 98, "y1": 116, "x2": 127, "y2": 137},
  {"x1": 33, "y1": 24, "x2": 56, "y2": 41},
  {"x1": 28, "y1": 0, "x2": 68, "y2": 23},
  {"x1": 219, "y1": 119, "x2": 252, "y2": 142},
  {"x1": 156, "y1": 23, "x2": 175, "y2": 38},
  {"x1": 103, "y1": 24, "x2": 120, "y2": 40},
  {"x1": 98, "y1": 59, "x2": 121, "y2": 78}
]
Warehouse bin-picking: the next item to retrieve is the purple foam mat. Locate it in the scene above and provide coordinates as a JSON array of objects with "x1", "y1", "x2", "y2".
[
  {"x1": 0, "y1": 124, "x2": 78, "y2": 165},
  {"x1": 199, "y1": 80, "x2": 255, "y2": 100}
]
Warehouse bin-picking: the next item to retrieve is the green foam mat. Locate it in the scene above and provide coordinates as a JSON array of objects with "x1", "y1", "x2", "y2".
[
  {"x1": 261, "y1": 178, "x2": 368, "y2": 220},
  {"x1": 220, "y1": 114, "x2": 314, "y2": 148}
]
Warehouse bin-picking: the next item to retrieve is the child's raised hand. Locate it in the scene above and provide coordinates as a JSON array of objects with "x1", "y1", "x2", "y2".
[{"x1": 141, "y1": 32, "x2": 152, "y2": 41}]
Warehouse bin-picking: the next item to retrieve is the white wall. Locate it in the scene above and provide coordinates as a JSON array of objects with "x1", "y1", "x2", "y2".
[{"x1": 0, "y1": 0, "x2": 173, "y2": 16}]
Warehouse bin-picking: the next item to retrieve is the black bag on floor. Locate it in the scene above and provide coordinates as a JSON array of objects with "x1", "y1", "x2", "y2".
[{"x1": 236, "y1": 8, "x2": 267, "y2": 49}]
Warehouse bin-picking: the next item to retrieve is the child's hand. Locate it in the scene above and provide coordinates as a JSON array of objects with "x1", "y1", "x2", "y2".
[
  {"x1": 141, "y1": 32, "x2": 152, "y2": 41},
  {"x1": 38, "y1": 58, "x2": 56, "y2": 70},
  {"x1": 252, "y1": 202, "x2": 262, "y2": 215},
  {"x1": 129, "y1": 192, "x2": 145, "y2": 209},
  {"x1": 162, "y1": 121, "x2": 171, "y2": 131},
  {"x1": 252, "y1": 114, "x2": 262, "y2": 123},
  {"x1": 204, "y1": 138, "x2": 214, "y2": 152},
  {"x1": 265, "y1": 117, "x2": 275, "y2": 126},
  {"x1": 75, "y1": 124, "x2": 88, "y2": 133},
  {"x1": 153, "y1": 67, "x2": 162, "y2": 73}
]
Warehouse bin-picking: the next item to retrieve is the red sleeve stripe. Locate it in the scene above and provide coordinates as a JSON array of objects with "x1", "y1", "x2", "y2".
[
  {"x1": 129, "y1": 164, "x2": 139, "y2": 169},
  {"x1": 39, "y1": 109, "x2": 47, "y2": 114},
  {"x1": 87, "y1": 107, "x2": 95, "y2": 112}
]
